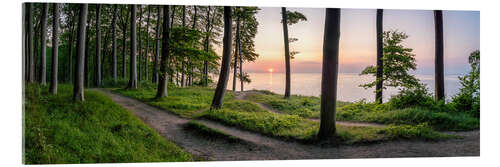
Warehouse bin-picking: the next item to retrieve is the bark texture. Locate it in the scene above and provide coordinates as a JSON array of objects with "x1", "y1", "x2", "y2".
[
  {"x1": 50, "y1": 3, "x2": 60, "y2": 94},
  {"x1": 281, "y1": 7, "x2": 291, "y2": 99},
  {"x1": 211, "y1": 6, "x2": 233, "y2": 109},
  {"x1": 434, "y1": 10, "x2": 445, "y2": 101},
  {"x1": 40, "y1": 4, "x2": 48, "y2": 85},
  {"x1": 156, "y1": 5, "x2": 170, "y2": 98},
  {"x1": 73, "y1": 4, "x2": 88, "y2": 102},
  {"x1": 127, "y1": 5, "x2": 138, "y2": 89},
  {"x1": 375, "y1": 9, "x2": 383, "y2": 104},
  {"x1": 318, "y1": 8, "x2": 341, "y2": 140}
]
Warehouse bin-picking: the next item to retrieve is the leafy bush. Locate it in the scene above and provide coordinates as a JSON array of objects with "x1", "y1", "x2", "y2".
[{"x1": 450, "y1": 50, "x2": 480, "y2": 118}]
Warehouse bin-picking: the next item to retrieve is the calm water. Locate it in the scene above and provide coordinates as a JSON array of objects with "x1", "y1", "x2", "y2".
[{"x1": 226, "y1": 72, "x2": 461, "y2": 102}]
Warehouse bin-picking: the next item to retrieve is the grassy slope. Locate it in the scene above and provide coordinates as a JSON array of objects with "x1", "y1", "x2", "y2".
[
  {"x1": 24, "y1": 84, "x2": 193, "y2": 164},
  {"x1": 114, "y1": 86, "x2": 234, "y2": 118},
  {"x1": 111, "y1": 86, "x2": 455, "y2": 144},
  {"x1": 246, "y1": 90, "x2": 479, "y2": 131}
]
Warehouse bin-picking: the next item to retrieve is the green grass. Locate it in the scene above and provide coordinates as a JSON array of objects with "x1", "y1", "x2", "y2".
[
  {"x1": 197, "y1": 100, "x2": 456, "y2": 144},
  {"x1": 184, "y1": 121, "x2": 242, "y2": 143},
  {"x1": 245, "y1": 90, "x2": 350, "y2": 118},
  {"x1": 337, "y1": 102, "x2": 480, "y2": 131},
  {"x1": 246, "y1": 91, "x2": 479, "y2": 131},
  {"x1": 24, "y1": 84, "x2": 193, "y2": 164},
  {"x1": 113, "y1": 86, "x2": 234, "y2": 118}
]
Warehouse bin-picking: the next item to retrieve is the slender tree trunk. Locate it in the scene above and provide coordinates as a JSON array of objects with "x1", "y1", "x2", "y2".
[
  {"x1": 23, "y1": 4, "x2": 27, "y2": 82},
  {"x1": 281, "y1": 7, "x2": 291, "y2": 99},
  {"x1": 181, "y1": 6, "x2": 186, "y2": 87},
  {"x1": 40, "y1": 4, "x2": 48, "y2": 85},
  {"x1": 189, "y1": 6, "x2": 198, "y2": 86},
  {"x1": 68, "y1": 15, "x2": 75, "y2": 83},
  {"x1": 375, "y1": 9, "x2": 384, "y2": 104},
  {"x1": 434, "y1": 10, "x2": 445, "y2": 101},
  {"x1": 211, "y1": 6, "x2": 233, "y2": 109},
  {"x1": 95, "y1": 4, "x2": 102, "y2": 87},
  {"x1": 122, "y1": 29, "x2": 126, "y2": 79},
  {"x1": 127, "y1": 5, "x2": 138, "y2": 89},
  {"x1": 203, "y1": 6, "x2": 211, "y2": 87},
  {"x1": 145, "y1": 6, "x2": 151, "y2": 82},
  {"x1": 74, "y1": 4, "x2": 88, "y2": 102},
  {"x1": 317, "y1": 8, "x2": 341, "y2": 140},
  {"x1": 50, "y1": 3, "x2": 60, "y2": 94},
  {"x1": 153, "y1": 5, "x2": 161, "y2": 83},
  {"x1": 232, "y1": 41, "x2": 237, "y2": 92},
  {"x1": 156, "y1": 5, "x2": 170, "y2": 98},
  {"x1": 235, "y1": 11, "x2": 241, "y2": 92},
  {"x1": 138, "y1": 6, "x2": 143, "y2": 82},
  {"x1": 238, "y1": 20, "x2": 243, "y2": 92},
  {"x1": 27, "y1": 3, "x2": 35, "y2": 83},
  {"x1": 112, "y1": 4, "x2": 118, "y2": 82},
  {"x1": 35, "y1": 24, "x2": 40, "y2": 82},
  {"x1": 84, "y1": 26, "x2": 89, "y2": 88}
]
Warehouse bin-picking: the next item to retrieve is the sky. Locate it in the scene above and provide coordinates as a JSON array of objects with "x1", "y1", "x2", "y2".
[{"x1": 214, "y1": 8, "x2": 480, "y2": 75}]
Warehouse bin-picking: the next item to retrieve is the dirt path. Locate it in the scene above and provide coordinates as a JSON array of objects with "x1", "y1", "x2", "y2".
[
  {"x1": 235, "y1": 91, "x2": 386, "y2": 127},
  {"x1": 92, "y1": 89, "x2": 479, "y2": 161}
]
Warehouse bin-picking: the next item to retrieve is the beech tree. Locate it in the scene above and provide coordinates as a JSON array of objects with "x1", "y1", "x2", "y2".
[
  {"x1": 156, "y1": 5, "x2": 170, "y2": 98},
  {"x1": 94, "y1": 4, "x2": 102, "y2": 87},
  {"x1": 126, "y1": 4, "x2": 138, "y2": 89},
  {"x1": 434, "y1": 10, "x2": 445, "y2": 101},
  {"x1": 50, "y1": 3, "x2": 60, "y2": 94},
  {"x1": 211, "y1": 6, "x2": 232, "y2": 109},
  {"x1": 153, "y1": 5, "x2": 161, "y2": 83},
  {"x1": 40, "y1": 4, "x2": 48, "y2": 85},
  {"x1": 73, "y1": 4, "x2": 88, "y2": 101},
  {"x1": 112, "y1": 4, "x2": 118, "y2": 81},
  {"x1": 27, "y1": 3, "x2": 35, "y2": 83},
  {"x1": 375, "y1": 9, "x2": 383, "y2": 103},
  {"x1": 318, "y1": 8, "x2": 341, "y2": 140},
  {"x1": 281, "y1": 8, "x2": 307, "y2": 98}
]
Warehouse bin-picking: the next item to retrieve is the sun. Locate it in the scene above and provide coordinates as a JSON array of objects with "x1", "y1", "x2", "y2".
[{"x1": 268, "y1": 68, "x2": 274, "y2": 73}]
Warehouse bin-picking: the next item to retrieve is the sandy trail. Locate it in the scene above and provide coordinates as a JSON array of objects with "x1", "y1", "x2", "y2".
[{"x1": 92, "y1": 88, "x2": 479, "y2": 161}]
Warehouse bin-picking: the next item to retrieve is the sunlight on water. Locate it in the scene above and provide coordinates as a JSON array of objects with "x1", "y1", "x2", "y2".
[{"x1": 227, "y1": 72, "x2": 461, "y2": 102}]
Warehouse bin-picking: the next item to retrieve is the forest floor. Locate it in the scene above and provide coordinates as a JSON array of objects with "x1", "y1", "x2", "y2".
[{"x1": 93, "y1": 88, "x2": 479, "y2": 161}]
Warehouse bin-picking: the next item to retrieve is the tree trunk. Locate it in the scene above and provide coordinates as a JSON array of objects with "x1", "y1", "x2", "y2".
[
  {"x1": 40, "y1": 4, "x2": 48, "y2": 85},
  {"x1": 181, "y1": 6, "x2": 186, "y2": 87},
  {"x1": 145, "y1": 6, "x2": 151, "y2": 82},
  {"x1": 23, "y1": 3, "x2": 26, "y2": 82},
  {"x1": 68, "y1": 14, "x2": 75, "y2": 83},
  {"x1": 434, "y1": 10, "x2": 445, "y2": 101},
  {"x1": 281, "y1": 7, "x2": 291, "y2": 99},
  {"x1": 375, "y1": 9, "x2": 383, "y2": 104},
  {"x1": 84, "y1": 26, "x2": 89, "y2": 88},
  {"x1": 317, "y1": 8, "x2": 341, "y2": 140},
  {"x1": 27, "y1": 3, "x2": 35, "y2": 83},
  {"x1": 112, "y1": 4, "x2": 118, "y2": 81},
  {"x1": 211, "y1": 6, "x2": 233, "y2": 109},
  {"x1": 238, "y1": 18, "x2": 243, "y2": 92},
  {"x1": 156, "y1": 5, "x2": 170, "y2": 98},
  {"x1": 203, "y1": 6, "x2": 211, "y2": 87},
  {"x1": 73, "y1": 4, "x2": 88, "y2": 102},
  {"x1": 189, "y1": 6, "x2": 198, "y2": 86},
  {"x1": 95, "y1": 4, "x2": 102, "y2": 87},
  {"x1": 50, "y1": 3, "x2": 60, "y2": 94},
  {"x1": 127, "y1": 5, "x2": 138, "y2": 89},
  {"x1": 153, "y1": 5, "x2": 161, "y2": 83},
  {"x1": 138, "y1": 6, "x2": 143, "y2": 82}
]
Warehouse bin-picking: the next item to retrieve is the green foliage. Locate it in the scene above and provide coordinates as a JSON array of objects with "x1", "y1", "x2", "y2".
[
  {"x1": 283, "y1": 10, "x2": 308, "y2": 25},
  {"x1": 451, "y1": 50, "x2": 480, "y2": 117},
  {"x1": 360, "y1": 30, "x2": 420, "y2": 90},
  {"x1": 24, "y1": 84, "x2": 192, "y2": 164}
]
